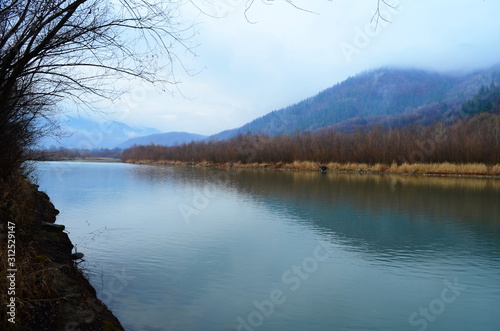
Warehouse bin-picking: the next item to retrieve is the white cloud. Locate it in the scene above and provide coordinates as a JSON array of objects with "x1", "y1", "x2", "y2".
[{"x1": 75, "y1": 0, "x2": 500, "y2": 135}]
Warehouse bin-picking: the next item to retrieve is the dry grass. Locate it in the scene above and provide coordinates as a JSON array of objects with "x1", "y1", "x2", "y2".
[
  {"x1": 124, "y1": 159, "x2": 500, "y2": 177},
  {"x1": 371, "y1": 163, "x2": 389, "y2": 172},
  {"x1": 285, "y1": 161, "x2": 319, "y2": 170},
  {"x1": 1, "y1": 173, "x2": 124, "y2": 330},
  {"x1": 489, "y1": 164, "x2": 500, "y2": 175},
  {"x1": 326, "y1": 162, "x2": 372, "y2": 172},
  {"x1": 388, "y1": 162, "x2": 495, "y2": 175},
  {"x1": 0, "y1": 175, "x2": 61, "y2": 329}
]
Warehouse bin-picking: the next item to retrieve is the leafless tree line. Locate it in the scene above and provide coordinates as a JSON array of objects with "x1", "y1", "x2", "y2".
[
  {"x1": 0, "y1": 0, "x2": 193, "y2": 178},
  {"x1": 122, "y1": 113, "x2": 500, "y2": 165},
  {"x1": 0, "y1": 0, "x2": 399, "y2": 179}
]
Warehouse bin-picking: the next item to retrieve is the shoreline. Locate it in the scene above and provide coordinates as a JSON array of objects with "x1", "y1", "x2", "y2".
[
  {"x1": 37, "y1": 157, "x2": 122, "y2": 163},
  {"x1": 0, "y1": 179, "x2": 124, "y2": 330},
  {"x1": 124, "y1": 159, "x2": 500, "y2": 179},
  {"x1": 7, "y1": 158, "x2": 494, "y2": 329}
]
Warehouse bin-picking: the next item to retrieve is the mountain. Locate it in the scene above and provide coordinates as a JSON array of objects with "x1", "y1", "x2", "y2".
[
  {"x1": 40, "y1": 115, "x2": 161, "y2": 149},
  {"x1": 117, "y1": 132, "x2": 207, "y2": 149},
  {"x1": 210, "y1": 66, "x2": 500, "y2": 140}
]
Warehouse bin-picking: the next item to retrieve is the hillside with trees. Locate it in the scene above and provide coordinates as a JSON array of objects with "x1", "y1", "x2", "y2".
[
  {"x1": 122, "y1": 78, "x2": 500, "y2": 172},
  {"x1": 211, "y1": 66, "x2": 500, "y2": 140}
]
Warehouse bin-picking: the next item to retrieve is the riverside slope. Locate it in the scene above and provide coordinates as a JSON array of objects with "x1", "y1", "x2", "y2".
[{"x1": 0, "y1": 181, "x2": 124, "y2": 330}]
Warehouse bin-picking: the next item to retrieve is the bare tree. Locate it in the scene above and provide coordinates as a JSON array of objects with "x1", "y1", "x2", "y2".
[
  {"x1": 243, "y1": 0, "x2": 398, "y2": 23},
  {"x1": 0, "y1": 0, "x2": 392, "y2": 177},
  {"x1": 0, "y1": 0, "x2": 194, "y2": 177}
]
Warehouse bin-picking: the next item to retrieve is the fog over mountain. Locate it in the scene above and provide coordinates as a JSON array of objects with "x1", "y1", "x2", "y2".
[
  {"x1": 40, "y1": 115, "x2": 161, "y2": 149},
  {"x1": 209, "y1": 65, "x2": 500, "y2": 140},
  {"x1": 39, "y1": 116, "x2": 208, "y2": 150},
  {"x1": 43, "y1": 63, "x2": 500, "y2": 150},
  {"x1": 94, "y1": 0, "x2": 500, "y2": 135}
]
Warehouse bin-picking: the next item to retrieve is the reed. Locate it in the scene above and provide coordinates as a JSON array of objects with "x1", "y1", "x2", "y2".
[
  {"x1": 122, "y1": 113, "x2": 500, "y2": 169},
  {"x1": 124, "y1": 159, "x2": 500, "y2": 177}
]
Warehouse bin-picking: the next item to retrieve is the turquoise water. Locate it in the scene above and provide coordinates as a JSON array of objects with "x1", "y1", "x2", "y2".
[{"x1": 36, "y1": 162, "x2": 500, "y2": 331}]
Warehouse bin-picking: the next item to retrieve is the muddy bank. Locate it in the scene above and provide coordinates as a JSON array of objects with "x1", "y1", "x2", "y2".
[{"x1": 1, "y1": 178, "x2": 123, "y2": 330}]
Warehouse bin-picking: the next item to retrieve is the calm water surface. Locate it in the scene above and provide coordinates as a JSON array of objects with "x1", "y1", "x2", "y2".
[{"x1": 35, "y1": 161, "x2": 500, "y2": 331}]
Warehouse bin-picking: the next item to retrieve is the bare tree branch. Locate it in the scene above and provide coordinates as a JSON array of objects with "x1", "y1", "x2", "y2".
[
  {"x1": 0, "y1": 0, "x2": 392, "y2": 176},
  {"x1": 371, "y1": 0, "x2": 399, "y2": 26},
  {"x1": 0, "y1": 0, "x2": 195, "y2": 176},
  {"x1": 244, "y1": 0, "x2": 318, "y2": 23}
]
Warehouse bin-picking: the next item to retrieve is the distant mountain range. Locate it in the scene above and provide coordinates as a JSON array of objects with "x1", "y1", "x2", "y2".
[
  {"x1": 40, "y1": 115, "x2": 208, "y2": 150},
  {"x1": 41, "y1": 64, "x2": 500, "y2": 150},
  {"x1": 209, "y1": 65, "x2": 500, "y2": 140},
  {"x1": 41, "y1": 115, "x2": 162, "y2": 149}
]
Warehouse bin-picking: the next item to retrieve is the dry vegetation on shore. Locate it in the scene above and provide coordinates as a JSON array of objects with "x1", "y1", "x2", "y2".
[
  {"x1": 126, "y1": 159, "x2": 500, "y2": 177},
  {"x1": 0, "y1": 173, "x2": 123, "y2": 330},
  {"x1": 122, "y1": 113, "x2": 500, "y2": 177}
]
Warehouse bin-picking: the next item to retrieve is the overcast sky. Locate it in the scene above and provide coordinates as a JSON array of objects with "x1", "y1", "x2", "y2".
[{"x1": 87, "y1": 0, "x2": 500, "y2": 136}]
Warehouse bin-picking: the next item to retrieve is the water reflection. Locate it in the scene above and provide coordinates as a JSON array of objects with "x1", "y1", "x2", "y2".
[
  {"x1": 36, "y1": 162, "x2": 500, "y2": 331},
  {"x1": 136, "y1": 165, "x2": 500, "y2": 252}
]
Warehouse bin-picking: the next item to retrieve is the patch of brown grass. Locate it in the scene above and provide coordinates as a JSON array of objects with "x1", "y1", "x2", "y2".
[
  {"x1": 1, "y1": 173, "x2": 123, "y2": 330},
  {"x1": 283, "y1": 161, "x2": 319, "y2": 170},
  {"x1": 325, "y1": 162, "x2": 371, "y2": 172},
  {"x1": 124, "y1": 159, "x2": 500, "y2": 177},
  {"x1": 490, "y1": 164, "x2": 500, "y2": 175},
  {"x1": 387, "y1": 163, "x2": 495, "y2": 175},
  {"x1": 0, "y1": 174, "x2": 61, "y2": 329},
  {"x1": 371, "y1": 163, "x2": 388, "y2": 172}
]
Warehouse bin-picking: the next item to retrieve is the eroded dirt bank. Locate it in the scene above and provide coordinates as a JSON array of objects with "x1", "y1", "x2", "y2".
[{"x1": 1, "y1": 177, "x2": 123, "y2": 330}]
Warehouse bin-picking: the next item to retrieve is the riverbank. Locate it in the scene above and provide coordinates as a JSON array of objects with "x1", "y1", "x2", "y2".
[
  {"x1": 0, "y1": 175, "x2": 123, "y2": 330},
  {"x1": 56, "y1": 157, "x2": 121, "y2": 163},
  {"x1": 124, "y1": 159, "x2": 500, "y2": 178}
]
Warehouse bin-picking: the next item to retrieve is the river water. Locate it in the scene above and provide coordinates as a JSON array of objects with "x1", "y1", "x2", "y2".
[{"x1": 35, "y1": 161, "x2": 500, "y2": 331}]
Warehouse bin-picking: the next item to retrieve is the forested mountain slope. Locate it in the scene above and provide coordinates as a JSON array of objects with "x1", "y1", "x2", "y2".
[{"x1": 211, "y1": 66, "x2": 500, "y2": 140}]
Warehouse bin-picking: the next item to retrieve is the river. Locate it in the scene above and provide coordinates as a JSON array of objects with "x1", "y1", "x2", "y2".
[{"x1": 35, "y1": 161, "x2": 500, "y2": 331}]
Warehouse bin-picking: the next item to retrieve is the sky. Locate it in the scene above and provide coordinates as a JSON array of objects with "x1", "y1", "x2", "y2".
[{"x1": 78, "y1": 0, "x2": 500, "y2": 136}]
